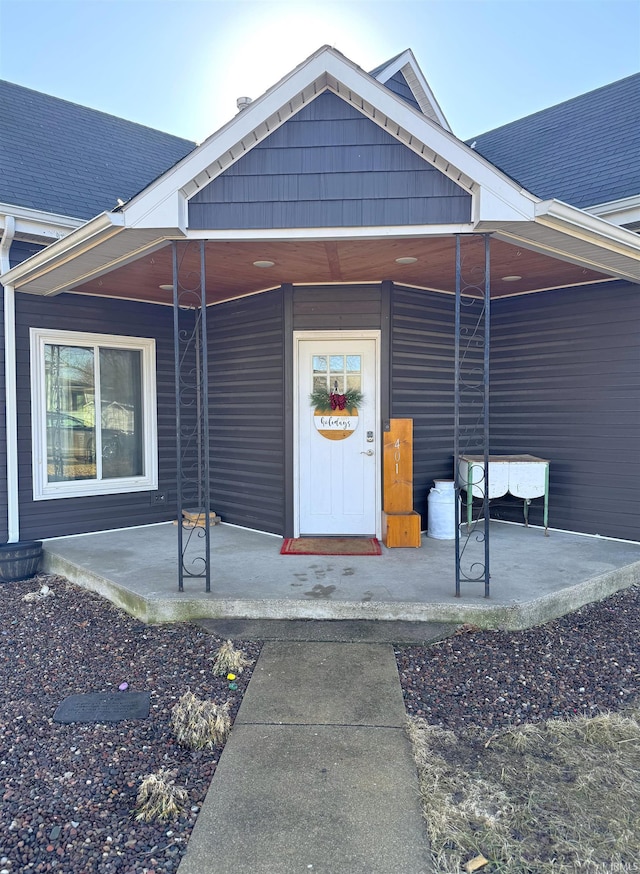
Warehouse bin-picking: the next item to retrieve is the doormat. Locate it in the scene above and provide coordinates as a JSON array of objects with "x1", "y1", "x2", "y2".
[
  {"x1": 280, "y1": 537, "x2": 382, "y2": 556},
  {"x1": 53, "y1": 691, "x2": 151, "y2": 724}
]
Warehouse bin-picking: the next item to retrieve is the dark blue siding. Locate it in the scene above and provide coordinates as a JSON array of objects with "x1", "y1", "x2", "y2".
[
  {"x1": 10, "y1": 240, "x2": 47, "y2": 269},
  {"x1": 490, "y1": 281, "x2": 640, "y2": 541},
  {"x1": 384, "y1": 71, "x2": 421, "y2": 112},
  {"x1": 15, "y1": 294, "x2": 179, "y2": 539},
  {"x1": 391, "y1": 286, "x2": 457, "y2": 525},
  {"x1": 208, "y1": 290, "x2": 287, "y2": 535},
  {"x1": 189, "y1": 92, "x2": 471, "y2": 229}
]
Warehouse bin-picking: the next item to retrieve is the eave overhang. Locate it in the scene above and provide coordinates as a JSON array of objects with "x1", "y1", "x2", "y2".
[
  {"x1": 0, "y1": 211, "x2": 178, "y2": 296},
  {"x1": 1, "y1": 46, "x2": 638, "y2": 297},
  {"x1": 477, "y1": 200, "x2": 640, "y2": 284}
]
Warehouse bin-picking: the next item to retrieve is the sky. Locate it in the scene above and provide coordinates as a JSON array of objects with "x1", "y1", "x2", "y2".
[{"x1": 0, "y1": 0, "x2": 639, "y2": 143}]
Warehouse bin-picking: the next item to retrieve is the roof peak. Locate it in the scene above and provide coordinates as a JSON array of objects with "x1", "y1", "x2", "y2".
[{"x1": 367, "y1": 48, "x2": 451, "y2": 131}]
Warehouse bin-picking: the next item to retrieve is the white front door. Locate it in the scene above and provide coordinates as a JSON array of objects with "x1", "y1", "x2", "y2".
[{"x1": 296, "y1": 334, "x2": 379, "y2": 536}]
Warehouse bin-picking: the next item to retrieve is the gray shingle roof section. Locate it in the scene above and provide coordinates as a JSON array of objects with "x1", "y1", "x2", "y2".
[
  {"x1": 0, "y1": 80, "x2": 196, "y2": 220},
  {"x1": 469, "y1": 74, "x2": 640, "y2": 209},
  {"x1": 368, "y1": 53, "x2": 405, "y2": 79}
]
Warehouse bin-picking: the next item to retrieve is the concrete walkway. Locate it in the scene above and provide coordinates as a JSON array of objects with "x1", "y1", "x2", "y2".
[{"x1": 177, "y1": 630, "x2": 436, "y2": 874}]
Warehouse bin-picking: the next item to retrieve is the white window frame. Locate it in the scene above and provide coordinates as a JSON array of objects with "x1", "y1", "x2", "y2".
[{"x1": 30, "y1": 328, "x2": 158, "y2": 500}]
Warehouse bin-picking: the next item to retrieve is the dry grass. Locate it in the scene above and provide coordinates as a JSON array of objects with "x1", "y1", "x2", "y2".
[
  {"x1": 170, "y1": 691, "x2": 231, "y2": 750},
  {"x1": 211, "y1": 639, "x2": 253, "y2": 676},
  {"x1": 407, "y1": 708, "x2": 640, "y2": 873},
  {"x1": 134, "y1": 769, "x2": 188, "y2": 823}
]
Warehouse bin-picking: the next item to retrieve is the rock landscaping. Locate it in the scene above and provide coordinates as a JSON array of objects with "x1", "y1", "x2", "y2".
[{"x1": 0, "y1": 575, "x2": 259, "y2": 874}]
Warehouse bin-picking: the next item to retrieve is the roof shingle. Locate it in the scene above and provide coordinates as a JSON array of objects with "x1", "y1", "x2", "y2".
[
  {"x1": 468, "y1": 74, "x2": 640, "y2": 208},
  {"x1": 0, "y1": 80, "x2": 196, "y2": 220}
]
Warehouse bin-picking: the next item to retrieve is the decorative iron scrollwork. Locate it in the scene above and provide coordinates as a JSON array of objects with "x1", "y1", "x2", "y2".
[
  {"x1": 454, "y1": 235, "x2": 491, "y2": 598},
  {"x1": 172, "y1": 241, "x2": 211, "y2": 592}
]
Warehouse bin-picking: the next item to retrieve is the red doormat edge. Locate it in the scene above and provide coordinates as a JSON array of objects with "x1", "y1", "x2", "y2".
[{"x1": 280, "y1": 537, "x2": 382, "y2": 556}]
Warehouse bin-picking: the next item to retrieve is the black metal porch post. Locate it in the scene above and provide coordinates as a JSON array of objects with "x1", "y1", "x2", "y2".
[
  {"x1": 454, "y1": 234, "x2": 491, "y2": 597},
  {"x1": 172, "y1": 240, "x2": 211, "y2": 592}
]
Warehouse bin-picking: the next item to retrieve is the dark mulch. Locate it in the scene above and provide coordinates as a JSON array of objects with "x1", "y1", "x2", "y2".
[
  {"x1": 396, "y1": 584, "x2": 639, "y2": 731},
  {"x1": 0, "y1": 574, "x2": 261, "y2": 874}
]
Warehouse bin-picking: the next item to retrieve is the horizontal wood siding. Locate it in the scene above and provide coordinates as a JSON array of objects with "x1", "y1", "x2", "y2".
[
  {"x1": 293, "y1": 285, "x2": 382, "y2": 331},
  {"x1": 490, "y1": 281, "x2": 640, "y2": 540},
  {"x1": 189, "y1": 92, "x2": 471, "y2": 229},
  {"x1": 208, "y1": 289, "x2": 286, "y2": 535},
  {"x1": 15, "y1": 293, "x2": 179, "y2": 539},
  {"x1": 391, "y1": 286, "x2": 457, "y2": 525}
]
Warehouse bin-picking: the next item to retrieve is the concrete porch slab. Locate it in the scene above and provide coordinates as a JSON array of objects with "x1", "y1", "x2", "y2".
[{"x1": 42, "y1": 521, "x2": 640, "y2": 630}]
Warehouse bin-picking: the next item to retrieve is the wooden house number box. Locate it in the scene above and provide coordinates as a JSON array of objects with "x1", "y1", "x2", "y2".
[{"x1": 382, "y1": 419, "x2": 421, "y2": 548}]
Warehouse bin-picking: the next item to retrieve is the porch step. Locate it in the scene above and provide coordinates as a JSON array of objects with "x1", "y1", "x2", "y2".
[{"x1": 194, "y1": 617, "x2": 457, "y2": 644}]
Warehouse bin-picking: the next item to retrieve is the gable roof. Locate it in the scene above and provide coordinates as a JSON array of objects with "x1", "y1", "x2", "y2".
[
  {"x1": 469, "y1": 74, "x2": 640, "y2": 210},
  {"x1": 3, "y1": 46, "x2": 640, "y2": 297},
  {"x1": 0, "y1": 80, "x2": 196, "y2": 221},
  {"x1": 370, "y1": 49, "x2": 451, "y2": 130}
]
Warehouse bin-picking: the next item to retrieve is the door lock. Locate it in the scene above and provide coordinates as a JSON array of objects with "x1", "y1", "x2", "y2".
[{"x1": 366, "y1": 430, "x2": 374, "y2": 443}]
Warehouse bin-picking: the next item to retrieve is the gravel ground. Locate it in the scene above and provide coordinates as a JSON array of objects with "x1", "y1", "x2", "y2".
[
  {"x1": 397, "y1": 584, "x2": 640, "y2": 731},
  {"x1": 1, "y1": 573, "x2": 638, "y2": 873},
  {"x1": 0, "y1": 575, "x2": 261, "y2": 874}
]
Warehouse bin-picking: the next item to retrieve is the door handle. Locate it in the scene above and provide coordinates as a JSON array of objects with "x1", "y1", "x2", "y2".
[{"x1": 360, "y1": 450, "x2": 374, "y2": 456}]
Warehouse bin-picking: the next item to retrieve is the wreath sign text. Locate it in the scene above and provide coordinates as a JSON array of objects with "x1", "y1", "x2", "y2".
[{"x1": 310, "y1": 388, "x2": 363, "y2": 442}]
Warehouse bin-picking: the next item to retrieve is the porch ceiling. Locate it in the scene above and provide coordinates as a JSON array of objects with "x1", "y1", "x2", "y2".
[{"x1": 70, "y1": 235, "x2": 609, "y2": 305}]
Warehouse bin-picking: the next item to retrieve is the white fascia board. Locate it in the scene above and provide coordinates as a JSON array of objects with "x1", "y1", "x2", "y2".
[
  {"x1": 585, "y1": 194, "x2": 640, "y2": 228},
  {"x1": 184, "y1": 223, "x2": 476, "y2": 242},
  {"x1": 123, "y1": 45, "x2": 538, "y2": 231},
  {"x1": 0, "y1": 202, "x2": 83, "y2": 240},
  {"x1": 124, "y1": 190, "x2": 189, "y2": 234},
  {"x1": 122, "y1": 48, "x2": 337, "y2": 229},
  {"x1": 491, "y1": 226, "x2": 640, "y2": 284},
  {"x1": 0, "y1": 211, "x2": 124, "y2": 289},
  {"x1": 372, "y1": 48, "x2": 452, "y2": 131},
  {"x1": 535, "y1": 199, "x2": 640, "y2": 258}
]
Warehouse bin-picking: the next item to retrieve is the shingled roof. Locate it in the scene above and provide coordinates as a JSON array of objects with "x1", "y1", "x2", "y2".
[
  {"x1": 469, "y1": 73, "x2": 640, "y2": 209},
  {"x1": 0, "y1": 80, "x2": 196, "y2": 220}
]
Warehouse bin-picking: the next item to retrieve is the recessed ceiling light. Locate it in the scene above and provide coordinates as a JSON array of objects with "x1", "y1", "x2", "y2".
[
  {"x1": 253, "y1": 260, "x2": 275, "y2": 268},
  {"x1": 395, "y1": 256, "x2": 418, "y2": 265},
  {"x1": 501, "y1": 275, "x2": 522, "y2": 282},
  {"x1": 158, "y1": 284, "x2": 173, "y2": 291}
]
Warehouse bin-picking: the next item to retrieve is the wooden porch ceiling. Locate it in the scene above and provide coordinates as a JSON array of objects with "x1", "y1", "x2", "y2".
[{"x1": 71, "y1": 235, "x2": 609, "y2": 305}]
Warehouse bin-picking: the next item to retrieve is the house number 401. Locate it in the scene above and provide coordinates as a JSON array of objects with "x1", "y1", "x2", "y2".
[{"x1": 394, "y1": 439, "x2": 401, "y2": 475}]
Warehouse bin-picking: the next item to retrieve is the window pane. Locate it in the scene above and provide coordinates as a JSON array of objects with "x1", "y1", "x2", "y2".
[
  {"x1": 329, "y1": 355, "x2": 344, "y2": 373},
  {"x1": 100, "y1": 348, "x2": 143, "y2": 479},
  {"x1": 45, "y1": 345, "x2": 96, "y2": 482},
  {"x1": 346, "y1": 355, "x2": 361, "y2": 372},
  {"x1": 312, "y1": 356, "x2": 327, "y2": 373}
]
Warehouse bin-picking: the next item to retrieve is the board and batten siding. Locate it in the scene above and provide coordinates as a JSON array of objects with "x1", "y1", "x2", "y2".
[
  {"x1": 189, "y1": 92, "x2": 471, "y2": 230},
  {"x1": 15, "y1": 293, "x2": 178, "y2": 539},
  {"x1": 490, "y1": 281, "x2": 640, "y2": 541}
]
